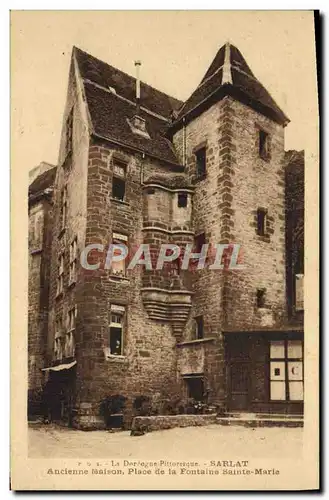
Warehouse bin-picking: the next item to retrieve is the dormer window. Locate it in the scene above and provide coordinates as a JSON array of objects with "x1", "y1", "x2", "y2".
[{"x1": 127, "y1": 115, "x2": 150, "y2": 139}]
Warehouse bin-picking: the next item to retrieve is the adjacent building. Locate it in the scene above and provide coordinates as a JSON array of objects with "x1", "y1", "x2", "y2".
[{"x1": 28, "y1": 43, "x2": 304, "y2": 428}]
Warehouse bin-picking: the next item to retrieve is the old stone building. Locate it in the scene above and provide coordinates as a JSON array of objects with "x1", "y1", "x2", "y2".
[
  {"x1": 28, "y1": 43, "x2": 304, "y2": 428},
  {"x1": 28, "y1": 162, "x2": 56, "y2": 413}
]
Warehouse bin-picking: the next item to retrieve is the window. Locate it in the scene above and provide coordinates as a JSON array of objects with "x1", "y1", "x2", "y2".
[
  {"x1": 295, "y1": 274, "x2": 304, "y2": 311},
  {"x1": 256, "y1": 288, "x2": 266, "y2": 308},
  {"x1": 257, "y1": 208, "x2": 267, "y2": 236},
  {"x1": 259, "y1": 129, "x2": 270, "y2": 159},
  {"x1": 194, "y1": 233, "x2": 206, "y2": 253},
  {"x1": 269, "y1": 340, "x2": 303, "y2": 401},
  {"x1": 109, "y1": 304, "x2": 125, "y2": 355},
  {"x1": 195, "y1": 147, "x2": 207, "y2": 179},
  {"x1": 54, "y1": 318, "x2": 63, "y2": 361},
  {"x1": 194, "y1": 316, "x2": 204, "y2": 339},
  {"x1": 69, "y1": 237, "x2": 78, "y2": 284},
  {"x1": 112, "y1": 159, "x2": 127, "y2": 201},
  {"x1": 54, "y1": 337, "x2": 64, "y2": 361},
  {"x1": 57, "y1": 253, "x2": 64, "y2": 295},
  {"x1": 185, "y1": 375, "x2": 205, "y2": 401},
  {"x1": 65, "y1": 306, "x2": 77, "y2": 358},
  {"x1": 111, "y1": 232, "x2": 127, "y2": 277},
  {"x1": 66, "y1": 108, "x2": 73, "y2": 156},
  {"x1": 60, "y1": 186, "x2": 68, "y2": 231},
  {"x1": 177, "y1": 192, "x2": 188, "y2": 208}
]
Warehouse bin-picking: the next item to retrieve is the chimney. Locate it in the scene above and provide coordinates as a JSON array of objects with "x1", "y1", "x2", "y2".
[
  {"x1": 134, "y1": 60, "x2": 141, "y2": 115},
  {"x1": 127, "y1": 59, "x2": 149, "y2": 138}
]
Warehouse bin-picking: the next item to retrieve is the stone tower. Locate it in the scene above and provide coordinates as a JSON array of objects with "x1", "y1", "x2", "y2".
[{"x1": 170, "y1": 43, "x2": 302, "y2": 414}]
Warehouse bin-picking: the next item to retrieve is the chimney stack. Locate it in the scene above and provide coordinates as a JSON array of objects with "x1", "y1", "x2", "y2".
[{"x1": 134, "y1": 60, "x2": 141, "y2": 115}]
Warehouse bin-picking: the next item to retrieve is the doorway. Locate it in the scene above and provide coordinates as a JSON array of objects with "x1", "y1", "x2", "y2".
[{"x1": 225, "y1": 334, "x2": 252, "y2": 411}]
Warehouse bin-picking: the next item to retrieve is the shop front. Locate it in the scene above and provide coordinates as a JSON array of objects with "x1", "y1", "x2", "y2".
[{"x1": 224, "y1": 332, "x2": 304, "y2": 415}]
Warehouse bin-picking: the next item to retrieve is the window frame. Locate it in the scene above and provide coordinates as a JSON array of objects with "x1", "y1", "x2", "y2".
[
  {"x1": 194, "y1": 232, "x2": 206, "y2": 253},
  {"x1": 256, "y1": 288, "x2": 266, "y2": 308},
  {"x1": 54, "y1": 318, "x2": 64, "y2": 361},
  {"x1": 65, "y1": 305, "x2": 77, "y2": 358},
  {"x1": 269, "y1": 339, "x2": 304, "y2": 402},
  {"x1": 112, "y1": 158, "x2": 127, "y2": 201},
  {"x1": 195, "y1": 146, "x2": 207, "y2": 180},
  {"x1": 56, "y1": 252, "x2": 64, "y2": 296},
  {"x1": 110, "y1": 232, "x2": 128, "y2": 278},
  {"x1": 177, "y1": 192, "x2": 188, "y2": 208},
  {"x1": 258, "y1": 128, "x2": 271, "y2": 161},
  {"x1": 109, "y1": 304, "x2": 126, "y2": 356},
  {"x1": 256, "y1": 208, "x2": 267, "y2": 236},
  {"x1": 69, "y1": 237, "x2": 78, "y2": 285},
  {"x1": 194, "y1": 315, "x2": 204, "y2": 340}
]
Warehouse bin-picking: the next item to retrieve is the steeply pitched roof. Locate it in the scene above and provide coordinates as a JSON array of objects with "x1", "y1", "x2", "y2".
[
  {"x1": 74, "y1": 47, "x2": 183, "y2": 120},
  {"x1": 29, "y1": 165, "x2": 57, "y2": 197},
  {"x1": 74, "y1": 47, "x2": 183, "y2": 166},
  {"x1": 83, "y1": 82, "x2": 180, "y2": 165},
  {"x1": 175, "y1": 42, "x2": 289, "y2": 127}
]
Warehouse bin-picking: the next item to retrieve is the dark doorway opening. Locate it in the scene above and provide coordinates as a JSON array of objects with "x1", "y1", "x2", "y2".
[{"x1": 185, "y1": 375, "x2": 204, "y2": 402}]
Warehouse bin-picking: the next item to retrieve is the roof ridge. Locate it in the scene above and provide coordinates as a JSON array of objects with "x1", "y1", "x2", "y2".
[
  {"x1": 73, "y1": 46, "x2": 183, "y2": 107},
  {"x1": 83, "y1": 78, "x2": 170, "y2": 123}
]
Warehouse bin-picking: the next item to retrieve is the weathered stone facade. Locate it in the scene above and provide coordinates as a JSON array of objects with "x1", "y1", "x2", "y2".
[
  {"x1": 28, "y1": 42, "x2": 304, "y2": 427},
  {"x1": 28, "y1": 163, "x2": 56, "y2": 412}
]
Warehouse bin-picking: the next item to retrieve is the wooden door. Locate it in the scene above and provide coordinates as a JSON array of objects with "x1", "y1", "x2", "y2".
[{"x1": 229, "y1": 360, "x2": 251, "y2": 410}]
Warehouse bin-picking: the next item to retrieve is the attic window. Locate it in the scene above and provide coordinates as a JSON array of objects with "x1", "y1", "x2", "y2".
[
  {"x1": 177, "y1": 192, "x2": 188, "y2": 208},
  {"x1": 127, "y1": 115, "x2": 150, "y2": 139}
]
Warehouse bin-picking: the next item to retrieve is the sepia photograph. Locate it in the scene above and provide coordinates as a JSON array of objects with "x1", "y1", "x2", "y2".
[{"x1": 11, "y1": 9, "x2": 319, "y2": 490}]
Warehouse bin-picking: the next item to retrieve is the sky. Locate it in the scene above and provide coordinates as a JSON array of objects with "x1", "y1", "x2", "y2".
[{"x1": 11, "y1": 11, "x2": 318, "y2": 174}]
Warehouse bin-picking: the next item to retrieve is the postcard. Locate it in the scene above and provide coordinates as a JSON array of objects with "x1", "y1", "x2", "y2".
[{"x1": 11, "y1": 10, "x2": 319, "y2": 490}]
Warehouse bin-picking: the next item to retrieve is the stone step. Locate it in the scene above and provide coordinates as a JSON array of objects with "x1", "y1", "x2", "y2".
[
  {"x1": 216, "y1": 416, "x2": 303, "y2": 428},
  {"x1": 224, "y1": 412, "x2": 303, "y2": 420}
]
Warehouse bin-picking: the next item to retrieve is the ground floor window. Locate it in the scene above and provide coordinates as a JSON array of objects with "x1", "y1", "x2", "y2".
[
  {"x1": 184, "y1": 375, "x2": 204, "y2": 401},
  {"x1": 269, "y1": 340, "x2": 303, "y2": 401}
]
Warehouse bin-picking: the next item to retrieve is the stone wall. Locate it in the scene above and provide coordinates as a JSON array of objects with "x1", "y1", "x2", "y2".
[
  {"x1": 222, "y1": 98, "x2": 287, "y2": 331},
  {"x1": 74, "y1": 139, "x2": 179, "y2": 428},
  {"x1": 285, "y1": 151, "x2": 304, "y2": 323},
  {"x1": 131, "y1": 414, "x2": 217, "y2": 433},
  {"x1": 172, "y1": 96, "x2": 287, "y2": 408},
  {"x1": 28, "y1": 198, "x2": 53, "y2": 393}
]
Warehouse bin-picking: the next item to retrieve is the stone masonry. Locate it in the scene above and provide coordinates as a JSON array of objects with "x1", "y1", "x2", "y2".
[{"x1": 28, "y1": 42, "x2": 304, "y2": 427}]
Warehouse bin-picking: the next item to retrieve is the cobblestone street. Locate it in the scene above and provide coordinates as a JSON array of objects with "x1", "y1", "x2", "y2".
[{"x1": 29, "y1": 424, "x2": 303, "y2": 459}]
